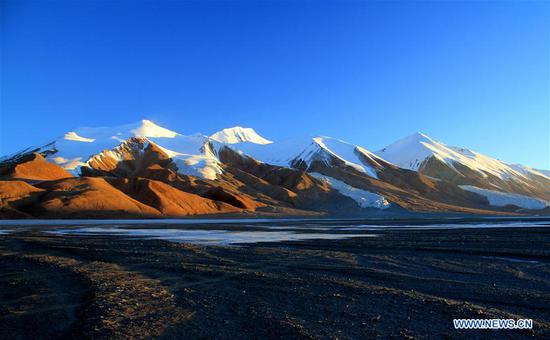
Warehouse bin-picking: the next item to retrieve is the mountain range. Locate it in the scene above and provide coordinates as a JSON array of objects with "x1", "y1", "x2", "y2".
[{"x1": 1, "y1": 119, "x2": 548, "y2": 219}]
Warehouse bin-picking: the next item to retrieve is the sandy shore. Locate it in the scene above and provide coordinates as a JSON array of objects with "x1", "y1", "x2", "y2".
[{"x1": 0, "y1": 222, "x2": 549, "y2": 339}]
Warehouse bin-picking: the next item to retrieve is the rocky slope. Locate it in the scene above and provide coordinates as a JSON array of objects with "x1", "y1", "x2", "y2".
[{"x1": 0, "y1": 120, "x2": 548, "y2": 218}]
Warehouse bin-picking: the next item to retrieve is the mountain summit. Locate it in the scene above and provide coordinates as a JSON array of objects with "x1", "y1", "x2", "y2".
[
  {"x1": 210, "y1": 126, "x2": 272, "y2": 144},
  {"x1": 130, "y1": 119, "x2": 180, "y2": 138}
]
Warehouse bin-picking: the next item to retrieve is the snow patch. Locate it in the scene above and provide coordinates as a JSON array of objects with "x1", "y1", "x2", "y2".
[
  {"x1": 50, "y1": 156, "x2": 86, "y2": 171},
  {"x1": 311, "y1": 173, "x2": 390, "y2": 209},
  {"x1": 217, "y1": 136, "x2": 314, "y2": 167},
  {"x1": 64, "y1": 131, "x2": 95, "y2": 142},
  {"x1": 314, "y1": 137, "x2": 378, "y2": 177},
  {"x1": 460, "y1": 185, "x2": 549, "y2": 210},
  {"x1": 149, "y1": 135, "x2": 223, "y2": 180}
]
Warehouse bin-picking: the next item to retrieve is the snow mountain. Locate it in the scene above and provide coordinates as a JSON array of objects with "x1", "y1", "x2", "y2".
[
  {"x1": 5, "y1": 120, "x2": 223, "y2": 179},
  {"x1": 1, "y1": 120, "x2": 548, "y2": 218},
  {"x1": 375, "y1": 132, "x2": 544, "y2": 180},
  {"x1": 376, "y1": 132, "x2": 550, "y2": 203}
]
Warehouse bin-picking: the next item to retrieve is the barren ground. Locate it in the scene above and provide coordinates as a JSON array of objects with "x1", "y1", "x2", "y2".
[{"x1": 0, "y1": 221, "x2": 549, "y2": 339}]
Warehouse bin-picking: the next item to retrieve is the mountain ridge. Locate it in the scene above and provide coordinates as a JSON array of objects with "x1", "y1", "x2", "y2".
[{"x1": 1, "y1": 119, "x2": 548, "y2": 218}]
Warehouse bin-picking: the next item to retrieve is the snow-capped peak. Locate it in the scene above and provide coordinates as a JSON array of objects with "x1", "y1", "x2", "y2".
[
  {"x1": 60, "y1": 119, "x2": 180, "y2": 143},
  {"x1": 43, "y1": 119, "x2": 181, "y2": 171},
  {"x1": 220, "y1": 135, "x2": 384, "y2": 179},
  {"x1": 376, "y1": 132, "x2": 531, "y2": 180},
  {"x1": 27, "y1": 119, "x2": 225, "y2": 179},
  {"x1": 210, "y1": 126, "x2": 272, "y2": 144},
  {"x1": 376, "y1": 132, "x2": 443, "y2": 170},
  {"x1": 130, "y1": 119, "x2": 180, "y2": 138}
]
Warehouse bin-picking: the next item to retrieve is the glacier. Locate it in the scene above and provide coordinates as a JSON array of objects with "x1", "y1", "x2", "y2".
[
  {"x1": 460, "y1": 185, "x2": 548, "y2": 210},
  {"x1": 310, "y1": 173, "x2": 390, "y2": 209}
]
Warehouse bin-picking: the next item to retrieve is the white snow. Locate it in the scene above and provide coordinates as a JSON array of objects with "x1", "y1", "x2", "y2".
[
  {"x1": 314, "y1": 137, "x2": 378, "y2": 177},
  {"x1": 63, "y1": 131, "x2": 95, "y2": 142},
  {"x1": 151, "y1": 135, "x2": 223, "y2": 180},
  {"x1": 460, "y1": 185, "x2": 549, "y2": 210},
  {"x1": 310, "y1": 173, "x2": 390, "y2": 209},
  {"x1": 210, "y1": 126, "x2": 272, "y2": 144},
  {"x1": 231, "y1": 136, "x2": 320, "y2": 167},
  {"x1": 509, "y1": 164, "x2": 550, "y2": 180},
  {"x1": 50, "y1": 156, "x2": 86, "y2": 171},
  {"x1": 46, "y1": 120, "x2": 179, "y2": 171},
  {"x1": 376, "y1": 132, "x2": 535, "y2": 181},
  {"x1": 34, "y1": 120, "x2": 222, "y2": 179},
  {"x1": 130, "y1": 119, "x2": 180, "y2": 138},
  {"x1": 5, "y1": 119, "x2": 547, "y2": 199},
  {"x1": 225, "y1": 136, "x2": 381, "y2": 178},
  {"x1": 63, "y1": 119, "x2": 179, "y2": 142}
]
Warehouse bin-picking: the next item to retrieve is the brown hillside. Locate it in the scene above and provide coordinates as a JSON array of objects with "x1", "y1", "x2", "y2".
[
  {"x1": 30, "y1": 177, "x2": 160, "y2": 218},
  {"x1": 0, "y1": 153, "x2": 73, "y2": 181},
  {"x1": 109, "y1": 177, "x2": 242, "y2": 216},
  {"x1": 0, "y1": 181, "x2": 45, "y2": 218},
  {"x1": 217, "y1": 146, "x2": 362, "y2": 213}
]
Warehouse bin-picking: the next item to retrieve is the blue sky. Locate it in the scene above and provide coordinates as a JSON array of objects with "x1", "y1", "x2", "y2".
[{"x1": 1, "y1": 1, "x2": 549, "y2": 169}]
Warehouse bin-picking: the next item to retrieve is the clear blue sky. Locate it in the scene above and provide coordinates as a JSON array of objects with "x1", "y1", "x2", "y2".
[{"x1": 1, "y1": 1, "x2": 549, "y2": 169}]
